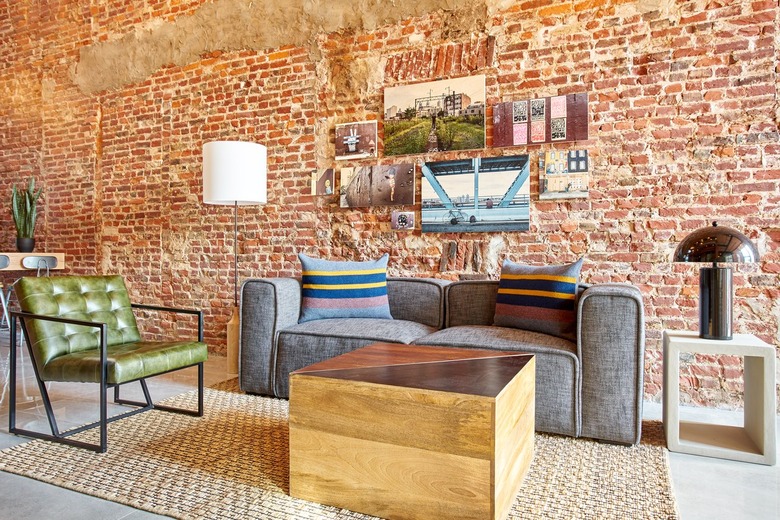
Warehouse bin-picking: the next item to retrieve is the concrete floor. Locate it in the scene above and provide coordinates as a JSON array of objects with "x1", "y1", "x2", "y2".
[{"x1": 0, "y1": 329, "x2": 778, "y2": 520}]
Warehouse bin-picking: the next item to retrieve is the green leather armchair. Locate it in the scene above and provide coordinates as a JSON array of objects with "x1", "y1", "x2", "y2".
[{"x1": 9, "y1": 275, "x2": 208, "y2": 452}]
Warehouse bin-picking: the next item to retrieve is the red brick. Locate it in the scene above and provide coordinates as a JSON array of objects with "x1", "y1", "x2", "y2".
[{"x1": 2, "y1": 0, "x2": 778, "y2": 412}]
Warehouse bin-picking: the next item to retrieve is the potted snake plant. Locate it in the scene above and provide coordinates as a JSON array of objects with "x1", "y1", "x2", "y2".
[{"x1": 11, "y1": 177, "x2": 42, "y2": 252}]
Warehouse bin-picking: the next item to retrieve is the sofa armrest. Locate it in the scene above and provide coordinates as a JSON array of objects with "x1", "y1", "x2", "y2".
[
  {"x1": 239, "y1": 278, "x2": 301, "y2": 395},
  {"x1": 577, "y1": 284, "x2": 645, "y2": 444}
]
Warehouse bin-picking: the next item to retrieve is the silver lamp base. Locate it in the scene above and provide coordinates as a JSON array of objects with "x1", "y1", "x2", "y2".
[{"x1": 699, "y1": 266, "x2": 732, "y2": 340}]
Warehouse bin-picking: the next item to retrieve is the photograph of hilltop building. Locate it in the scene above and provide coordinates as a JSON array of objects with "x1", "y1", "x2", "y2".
[{"x1": 384, "y1": 75, "x2": 486, "y2": 155}]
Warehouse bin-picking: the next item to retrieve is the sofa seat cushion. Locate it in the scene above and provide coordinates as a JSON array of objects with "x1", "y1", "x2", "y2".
[
  {"x1": 273, "y1": 318, "x2": 438, "y2": 398},
  {"x1": 417, "y1": 324, "x2": 576, "y2": 353},
  {"x1": 416, "y1": 325, "x2": 581, "y2": 437}
]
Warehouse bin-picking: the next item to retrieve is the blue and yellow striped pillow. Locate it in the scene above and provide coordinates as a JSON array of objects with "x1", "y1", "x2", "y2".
[
  {"x1": 493, "y1": 258, "x2": 583, "y2": 341},
  {"x1": 298, "y1": 253, "x2": 393, "y2": 323}
]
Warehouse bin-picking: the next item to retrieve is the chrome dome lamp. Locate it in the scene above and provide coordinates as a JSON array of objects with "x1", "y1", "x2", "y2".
[{"x1": 673, "y1": 222, "x2": 759, "y2": 340}]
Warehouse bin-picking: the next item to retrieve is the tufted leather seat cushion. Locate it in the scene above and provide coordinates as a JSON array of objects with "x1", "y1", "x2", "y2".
[
  {"x1": 41, "y1": 339, "x2": 207, "y2": 384},
  {"x1": 15, "y1": 275, "x2": 207, "y2": 384}
]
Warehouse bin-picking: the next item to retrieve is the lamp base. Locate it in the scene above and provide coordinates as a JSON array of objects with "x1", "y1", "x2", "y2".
[
  {"x1": 227, "y1": 306, "x2": 240, "y2": 375},
  {"x1": 699, "y1": 266, "x2": 733, "y2": 340}
]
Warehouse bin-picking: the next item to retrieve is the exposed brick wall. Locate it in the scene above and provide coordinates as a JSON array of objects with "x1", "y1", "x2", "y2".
[{"x1": 1, "y1": 0, "x2": 778, "y2": 411}]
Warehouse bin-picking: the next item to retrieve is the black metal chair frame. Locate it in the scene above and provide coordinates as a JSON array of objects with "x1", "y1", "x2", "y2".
[{"x1": 8, "y1": 303, "x2": 205, "y2": 453}]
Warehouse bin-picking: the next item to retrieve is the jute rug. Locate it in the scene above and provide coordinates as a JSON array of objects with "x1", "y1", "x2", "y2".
[{"x1": 0, "y1": 380, "x2": 678, "y2": 519}]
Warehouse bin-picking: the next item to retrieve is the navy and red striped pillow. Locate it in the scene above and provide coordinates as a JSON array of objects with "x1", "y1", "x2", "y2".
[{"x1": 493, "y1": 258, "x2": 583, "y2": 341}]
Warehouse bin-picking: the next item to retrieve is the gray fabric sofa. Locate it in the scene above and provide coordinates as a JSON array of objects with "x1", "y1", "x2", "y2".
[{"x1": 239, "y1": 277, "x2": 645, "y2": 445}]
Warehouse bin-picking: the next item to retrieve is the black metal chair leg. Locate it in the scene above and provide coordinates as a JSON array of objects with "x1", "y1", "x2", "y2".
[
  {"x1": 198, "y1": 362, "x2": 204, "y2": 416},
  {"x1": 9, "y1": 317, "x2": 108, "y2": 452},
  {"x1": 146, "y1": 364, "x2": 204, "y2": 417},
  {"x1": 8, "y1": 316, "x2": 17, "y2": 433},
  {"x1": 113, "y1": 371, "x2": 202, "y2": 417},
  {"x1": 113, "y1": 379, "x2": 154, "y2": 409},
  {"x1": 11, "y1": 316, "x2": 62, "y2": 437}
]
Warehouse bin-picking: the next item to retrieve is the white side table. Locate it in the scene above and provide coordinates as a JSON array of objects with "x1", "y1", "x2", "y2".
[{"x1": 663, "y1": 330, "x2": 777, "y2": 465}]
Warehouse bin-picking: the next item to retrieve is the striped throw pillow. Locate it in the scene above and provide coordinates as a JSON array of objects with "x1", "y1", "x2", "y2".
[
  {"x1": 493, "y1": 258, "x2": 583, "y2": 341},
  {"x1": 298, "y1": 253, "x2": 393, "y2": 323}
]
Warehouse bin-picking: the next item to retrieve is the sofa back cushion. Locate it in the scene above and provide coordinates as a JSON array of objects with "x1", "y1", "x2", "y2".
[
  {"x1": 387, "y1": 278, "x2": 449, "y2": 329},
  {"x1": 298, "y1": 253, "x2": 393, "y2": 323},
  {"x1": 445, "y1": 280, "x2": 499, "y2": 327}
]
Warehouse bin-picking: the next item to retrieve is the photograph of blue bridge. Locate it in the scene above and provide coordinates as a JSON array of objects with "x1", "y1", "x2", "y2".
[{"x1": 421, "y1": 155, "x2": 530, "y2": 233}]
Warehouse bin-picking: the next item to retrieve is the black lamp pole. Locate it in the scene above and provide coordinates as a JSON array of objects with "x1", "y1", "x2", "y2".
[{"x1": 233, "y1": 200, "x2": 239, "y2": 307}]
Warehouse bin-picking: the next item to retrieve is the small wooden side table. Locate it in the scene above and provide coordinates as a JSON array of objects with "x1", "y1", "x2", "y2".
[
  {"x1": 0, "y1": 252, "x2": 65, "y2": 272},
  {"x1": 663, "y1": 330, "x2": 777, "y2": 465}
]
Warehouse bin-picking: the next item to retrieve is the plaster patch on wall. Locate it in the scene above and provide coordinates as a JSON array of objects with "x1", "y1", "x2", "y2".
[
  {"x1": 439, "y1": 3, "x2": 490, "y2": 41},
  {"x1": 330, "y1": 222, "x2": 363, "y2": 251},
  {"x1": 329, "y1": 56, "x2": 385, "y2": 101},
  {"x1": 3, "y1": 69, "x2": 43, "y2": 118},
  {"x1": 484, "y1": 235, "x2": 507, "y2": 275},
  {"x1": 75, "y1": 0, "x2": 487, "y2": 94},
  {"x1": 314, "y1": 54, "x2": 386, "y2": 164},
  {"x1": 618, "y1": 0, "x2": 679, "y2": 16},
  {"x1": 100, "y1": 244, "x2": 114, "y2": 273},
  {"x1": 165, "y1": 230, "x2": 195, "y2": 272}
]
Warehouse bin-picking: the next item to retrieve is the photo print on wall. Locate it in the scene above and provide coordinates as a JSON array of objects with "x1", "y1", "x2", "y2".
[
  {"x1": 335, "y1": 121, "x2": 378, "y2": 160},
  {"x1": 383, "y1": 75, "x2": 486, "y2": 156},
  {"x1": 492, "y1": 93, "x2": 589, "y2": 147},
  {"x1": 539, "y1": 150, "x2": 589, "y2": 200},
  {"x1": 340, "y1": 163, "x2": 416, "y2": 208},
  {"x1": 421, "y1": 155, "x2": 530, "y2": 233},
  {"x1": 310, "y1": 168, "x2": 334, "y2": 196}
]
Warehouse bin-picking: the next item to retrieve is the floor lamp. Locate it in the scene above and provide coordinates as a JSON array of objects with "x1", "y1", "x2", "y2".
[{"x1": 203, "y1": 141, "x2": 267, "y2": 375}]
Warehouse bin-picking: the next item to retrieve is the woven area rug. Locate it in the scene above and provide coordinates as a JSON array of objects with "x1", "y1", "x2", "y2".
[{"x1": 0, "y1": 380, "x2": 678, "y2": 519}]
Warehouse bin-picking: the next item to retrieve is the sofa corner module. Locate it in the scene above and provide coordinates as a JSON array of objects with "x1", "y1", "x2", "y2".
[
  {"x1": 239, "y1": 278, "x2": 302, "y2": 396},
  {"x1": 443, "y1": 280, "x2": 499, "y2": 327},
  {"x1": 387, "y1": 277, "x2": 450, "y2": 329},
  {"x1": 577, "y1": 283, "x2": 646, "y2": 444}
]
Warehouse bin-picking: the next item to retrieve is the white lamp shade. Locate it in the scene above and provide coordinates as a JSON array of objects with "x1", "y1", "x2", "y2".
[{"x1": 203, "y1": 141, "x2": 267, "y2": 205}]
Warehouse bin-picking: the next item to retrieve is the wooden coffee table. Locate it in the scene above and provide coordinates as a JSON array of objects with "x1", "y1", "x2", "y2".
[{"x1": 289, "y1": 343, "x2": 535, "y2": 520}]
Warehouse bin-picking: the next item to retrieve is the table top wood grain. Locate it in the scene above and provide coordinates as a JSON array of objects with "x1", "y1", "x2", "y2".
[{"x1": 292, "y1": 343, "x2": 533, "y2": 398}]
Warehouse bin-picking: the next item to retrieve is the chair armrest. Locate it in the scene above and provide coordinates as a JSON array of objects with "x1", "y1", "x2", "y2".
[
  {"x1": 577, "y1": 284, "x2": 645, "y2": 444},
  {"x1": 131, "y1": 303, "x2": 204, "y2": 341},
  {"x1": 239, "y1": 278, "x2": 302, "y2": 396},
  {"x1": 10, "y1": 310, "x2": 110, "y2": 376},
  {"x1": 12, "y1": 309, "x2": 109, "y2": 331}
]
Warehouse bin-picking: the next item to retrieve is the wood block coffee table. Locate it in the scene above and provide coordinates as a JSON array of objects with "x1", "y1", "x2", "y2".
[{"x1": 289, "y1": 343, "x2": 535, "y2": 520}]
